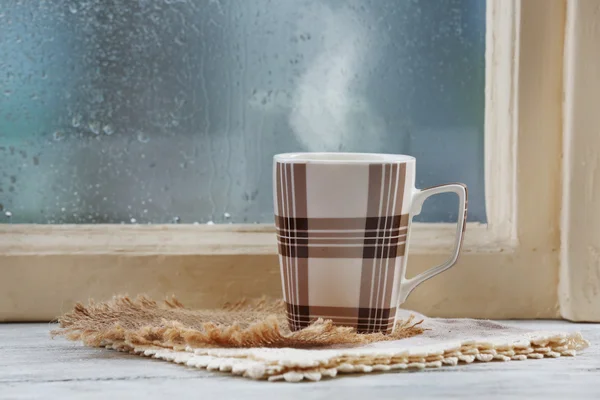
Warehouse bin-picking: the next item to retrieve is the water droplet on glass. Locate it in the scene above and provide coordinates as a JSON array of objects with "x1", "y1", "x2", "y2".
[
  {"x1": 88, "y1": 122, "x2": 101, "y2": 135},
  {"x1": 143, "y1": 209, "x2": 148, "y2": 213},
  {"x1": 137, "y1": 132, "x2": 150, "y2": 143},
  {"x1": 102, "y1": 124, "x2": 114, "y2": 135},
  {"x1": 61, "y1": 207, "x2": 66, "y2": 212},
  {"x1": 71, "y1": 115, "x2": 82, "y2": 128},
  {"x1": 53, "y1": 131, "x2": 65, "y2": 141},
  {"x1": 69, "y1": 4, "x2": 78, "y2": 13},
  {"x1": 130, "y1": 218, "x2": 137, "y2": 223}
]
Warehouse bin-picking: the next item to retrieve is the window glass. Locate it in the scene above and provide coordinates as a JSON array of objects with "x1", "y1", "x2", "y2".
[{"x1": 0, "y1": 0, "x2": 485, "y2": 224}]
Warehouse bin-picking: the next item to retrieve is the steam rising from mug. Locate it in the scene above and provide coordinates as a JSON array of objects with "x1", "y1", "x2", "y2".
[{"x1": 289, "y1": 4, "x2": 385, "y2": 152}]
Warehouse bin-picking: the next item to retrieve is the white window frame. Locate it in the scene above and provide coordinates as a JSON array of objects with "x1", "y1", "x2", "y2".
[
  {"x1": 559, "y1": 0, "x2": 600, "y2": 322},
  {"x1": 2, "y1": 0, "x2": 587, "y2": 322}
]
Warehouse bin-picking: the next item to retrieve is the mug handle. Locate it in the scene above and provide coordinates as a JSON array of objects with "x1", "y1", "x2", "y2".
[{"x1": 397, "y1": 183, "x2": 468, "y2": 304}]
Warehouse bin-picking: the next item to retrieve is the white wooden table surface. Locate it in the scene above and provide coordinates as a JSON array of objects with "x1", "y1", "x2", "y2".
[{"x1": 0, "y1": 321, "x2": 598, "y2": 399}]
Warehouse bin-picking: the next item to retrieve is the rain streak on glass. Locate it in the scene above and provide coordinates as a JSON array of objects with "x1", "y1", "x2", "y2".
[{"x1": 0, "y1": 0, "x2": 485, "y2": 224}]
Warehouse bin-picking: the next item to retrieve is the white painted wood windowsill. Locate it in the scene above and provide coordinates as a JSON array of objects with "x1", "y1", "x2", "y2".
[{"x1": 0, "y1": 321, "x2": 597, "y2": 399}]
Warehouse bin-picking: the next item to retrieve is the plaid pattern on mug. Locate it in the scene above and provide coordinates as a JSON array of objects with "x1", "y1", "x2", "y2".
[{"x1": 274, "y1": 161, "x2": 412, "y2": 334}]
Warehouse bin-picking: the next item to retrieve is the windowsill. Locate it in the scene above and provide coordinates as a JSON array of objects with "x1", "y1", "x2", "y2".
[{"x1": 0, "y1": 222, "x2": 511, "y2": 256}]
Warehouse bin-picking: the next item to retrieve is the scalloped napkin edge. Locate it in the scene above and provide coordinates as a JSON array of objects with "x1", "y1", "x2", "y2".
[{"x1": 100, "y1": 310, "x2": 589, "y2": 382}]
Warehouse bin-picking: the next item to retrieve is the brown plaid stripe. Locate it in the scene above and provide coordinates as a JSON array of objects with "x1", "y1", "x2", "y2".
[
  {"x1": 285, "y1": 303, "x2": 397, "y2": 333},
  {"x1": 277, "y1": 243, "x2": 406, "y2": 259},
  {"x1": 275, "y1": 160, "x2": 409, "y2": 334},
  {"x1": 275, "y1": 215, "x2": 410, "y2": 231},
  {"x1": 275, "y1": 214, "x2": 410, "y2": 259},
  {"x1": 277, "y1": 162, "x2": 309, "y2": 329}
]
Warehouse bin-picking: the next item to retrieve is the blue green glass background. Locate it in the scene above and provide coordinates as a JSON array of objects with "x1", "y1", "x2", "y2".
[{"x1": 0, "y1": 0, "x2": 485, "y2": 224}]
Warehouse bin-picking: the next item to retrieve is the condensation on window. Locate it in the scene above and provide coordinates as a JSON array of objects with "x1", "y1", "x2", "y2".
[{"x1": 0, "y1": 0, "x2": 485, "y2": 224}]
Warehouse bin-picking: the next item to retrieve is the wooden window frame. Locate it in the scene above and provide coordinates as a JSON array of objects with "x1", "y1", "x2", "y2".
[
  {"x1": 1, "y1": 0, "x2": 585, "y2": 322},
  {"x1": 559, "y1": 0, "x2": 600, "y2": 321}
]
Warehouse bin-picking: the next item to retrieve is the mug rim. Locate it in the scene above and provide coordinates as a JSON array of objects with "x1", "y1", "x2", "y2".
[{"x1": 274, "y1": 152, "x2": 415, "y2": 164}]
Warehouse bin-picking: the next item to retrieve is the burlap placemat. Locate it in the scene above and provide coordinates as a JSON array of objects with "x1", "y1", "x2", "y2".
[{"x1": 53, "y1": 295, "x2": 589, "y2": 382}]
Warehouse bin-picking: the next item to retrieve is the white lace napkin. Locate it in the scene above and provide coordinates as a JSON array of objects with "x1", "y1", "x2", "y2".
[{"x1": 109, "y1": 310, "x2": 589, "y2": 382}]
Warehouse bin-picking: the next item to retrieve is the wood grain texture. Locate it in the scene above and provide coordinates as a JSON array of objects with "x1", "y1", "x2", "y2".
[
  {"x1": 0, "y1": 321, "x2": 598, "y2": 399},
  {"x1": 484, "y1": 0, "x2": 518, "y2": 245},
  {"x1": 560, "y1": 0, "x2": 600, "y2": 321}
]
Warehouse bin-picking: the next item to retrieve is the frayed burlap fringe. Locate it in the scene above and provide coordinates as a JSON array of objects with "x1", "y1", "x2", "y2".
[{"x1": 53, "y1": 295, "x2": 425, "y2": 349}]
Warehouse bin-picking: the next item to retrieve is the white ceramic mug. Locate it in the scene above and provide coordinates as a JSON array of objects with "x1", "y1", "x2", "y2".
[{"x1": 273, "y1": 152, "x2": 467, "y2": 333}]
